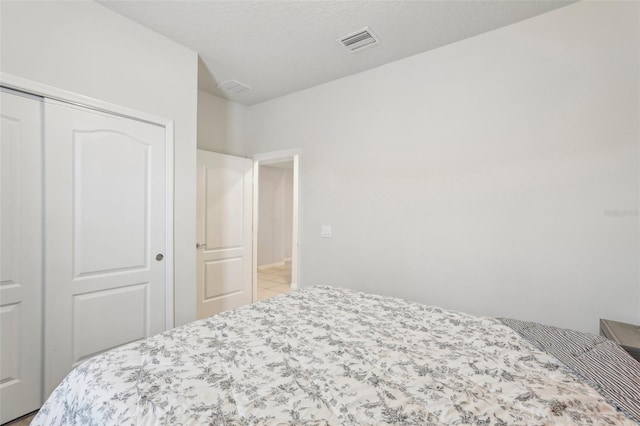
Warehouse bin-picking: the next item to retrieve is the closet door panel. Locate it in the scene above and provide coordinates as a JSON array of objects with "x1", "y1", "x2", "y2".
[
  {"x1": 72, "y1": 283, "x2": 147, "y2": 363},
  {"x1": 74, "y1": 131, "x2": 148, "y2": 276},
  {"x1": 0, "y1": 90, "x2": 43, "y2": 423},
  {"x1": 44, "y1": 101, "x2": 167, "y2": 397}
]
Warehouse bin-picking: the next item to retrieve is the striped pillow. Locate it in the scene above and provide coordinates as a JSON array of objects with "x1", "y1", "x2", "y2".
[{"x1": 500, "y1": 318, "x2": 640, "y2": 423}]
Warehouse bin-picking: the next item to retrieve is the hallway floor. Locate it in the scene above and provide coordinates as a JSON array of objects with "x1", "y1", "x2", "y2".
[{"x1": 257, "y1": 261, "x2": 292, "y2": 301}]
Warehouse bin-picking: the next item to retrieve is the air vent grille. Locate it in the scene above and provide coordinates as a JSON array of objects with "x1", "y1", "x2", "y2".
[
  {"x1": 338, "y1": 27, "x2": 380, "y2": 52},
  {"x1": 217, "y1": 80, "x2": 252, "y2": 94}
]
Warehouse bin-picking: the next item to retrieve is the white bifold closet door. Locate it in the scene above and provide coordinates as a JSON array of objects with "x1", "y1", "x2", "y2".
[
  {"x1": 43, "y1": 100, "x2": 168, "y2": 396},
  {"x1": 0, "y1": 89, "x2": 44, "y2": 424}
]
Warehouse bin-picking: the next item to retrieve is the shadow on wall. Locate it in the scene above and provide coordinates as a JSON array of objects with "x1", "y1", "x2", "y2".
[{"x1": 197, "y1": 57, "x2": 248, "y2": 156}]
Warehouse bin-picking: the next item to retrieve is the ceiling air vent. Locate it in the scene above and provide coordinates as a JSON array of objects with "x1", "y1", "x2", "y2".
[
  {"x1": 338, "y1": 27, "x2": 380, "y2": 52},
  {"x1": 217, "y1": 80, "x2": 252, "y2": 94}
]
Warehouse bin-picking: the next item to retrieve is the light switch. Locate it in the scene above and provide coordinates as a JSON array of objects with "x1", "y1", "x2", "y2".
[{"x1": 321, "y1": 225, "x2": 332, "y2": 238}]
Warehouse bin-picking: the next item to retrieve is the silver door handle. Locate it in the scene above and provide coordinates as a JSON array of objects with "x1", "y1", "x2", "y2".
[{"x1": 196, "y1": 242, "x2": 206, "y2": 249}]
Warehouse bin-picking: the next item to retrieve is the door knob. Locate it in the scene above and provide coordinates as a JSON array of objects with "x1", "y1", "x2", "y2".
[
  {"x1": 196, "y1": 242, "x2": 206, "y2": 249},
  {"x1": 156, "y1": 254, "x2": 164, "y2": 261}
]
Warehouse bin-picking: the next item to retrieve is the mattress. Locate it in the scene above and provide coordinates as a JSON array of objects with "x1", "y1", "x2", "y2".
[{"x1": 33, "y1": 286, "x2": 640, "y2": 425}]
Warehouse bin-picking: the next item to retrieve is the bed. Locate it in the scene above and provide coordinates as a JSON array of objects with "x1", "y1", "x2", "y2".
[{"x1": 33, "y1": 286, "x2": 640, "y2": 425}]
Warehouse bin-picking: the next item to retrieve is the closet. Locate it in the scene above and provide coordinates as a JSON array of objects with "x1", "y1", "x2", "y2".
[{"x1": 0, "y1": 88, "x2": 170, "y2": 423}]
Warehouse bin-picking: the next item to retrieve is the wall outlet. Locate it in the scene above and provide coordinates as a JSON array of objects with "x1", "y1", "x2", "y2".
[{"x1": 321, "y1": 225, "x2": 332, "y2": 238}]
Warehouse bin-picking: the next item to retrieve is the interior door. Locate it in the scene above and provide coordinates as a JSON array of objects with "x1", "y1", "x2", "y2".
[
  {"x1": 197, "y1": 150, "x2": 253, "y2": 319},
  {"x1": 44, "y1": 100, "x2": 167, "y2": 396},
  {"x1": 0, "y1": 90, "x2": 43, "y2": 423}
]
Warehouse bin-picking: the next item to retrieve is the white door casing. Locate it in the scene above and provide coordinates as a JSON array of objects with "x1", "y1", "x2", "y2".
[
  {"x1": 44, "y1": 100, "x2": 168, "y2": 396},
  {"x1": 0, "y1": 90, "x2": 43, "y2": 423},
  {"x1": 197, "y1": 150, "x2": 253, "y2": 319}
]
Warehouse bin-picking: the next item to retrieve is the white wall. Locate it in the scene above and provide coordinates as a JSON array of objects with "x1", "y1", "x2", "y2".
[
  {"x1": 246, "y1": 1, "x2": 640, "y2": 334},
  {"x1": 198, "y1": 90, "x2": 247, "y2": 156},
  {"x1": 283, "y1": 168, "x2": 294, "y2": 259},
  {"x1": 258, "y1": 166, "x2": 294, "y2": 266},
  {"x1": 1, "y1": 1, "x2": 199, "y2": 326}
]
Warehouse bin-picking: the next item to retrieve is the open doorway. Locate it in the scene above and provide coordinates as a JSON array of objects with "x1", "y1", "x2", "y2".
[{"x1": 252, "y1": 150, "x2": 300, "y2": 302}]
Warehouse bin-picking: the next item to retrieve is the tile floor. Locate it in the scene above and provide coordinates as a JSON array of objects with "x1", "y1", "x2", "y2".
[{"x1": 257, "y1": 261, "x2": 292, "y2": 301}]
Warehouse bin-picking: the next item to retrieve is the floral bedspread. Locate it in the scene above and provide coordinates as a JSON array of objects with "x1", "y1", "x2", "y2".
[{"x1": 34, "y1": 286, "x2": 636, "y2": 425}]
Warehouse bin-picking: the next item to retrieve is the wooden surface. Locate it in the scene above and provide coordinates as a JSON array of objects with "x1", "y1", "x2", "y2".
[
  {"x1": 4, "y1": 411, "x2": 37, "y2": 426},
  {"x1": 600, "y1": 319, "x2": 640, "y2": 362}
]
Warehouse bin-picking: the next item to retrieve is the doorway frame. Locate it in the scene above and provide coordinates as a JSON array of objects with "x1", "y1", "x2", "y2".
[
  {"x1": 0, "y1": 72, "x2": 176, "y2": 329},
  {"x1": 252, "y1": 148, "x2": 301, "y2": 302}
]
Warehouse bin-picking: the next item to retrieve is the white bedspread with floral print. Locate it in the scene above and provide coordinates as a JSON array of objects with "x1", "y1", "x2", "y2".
[{"x1": 34, "y1": 286, "x2": 636, "y2": 425}]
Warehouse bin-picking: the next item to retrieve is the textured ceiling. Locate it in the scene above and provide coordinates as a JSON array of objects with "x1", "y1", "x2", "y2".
[{"x1": 99, "y1": 1, "x2": 573, "y2": 106}]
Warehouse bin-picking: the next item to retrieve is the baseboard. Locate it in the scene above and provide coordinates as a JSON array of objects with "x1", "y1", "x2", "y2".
[{"x1": 258, "y1": 261, "x2": 285, "y2": 270}]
